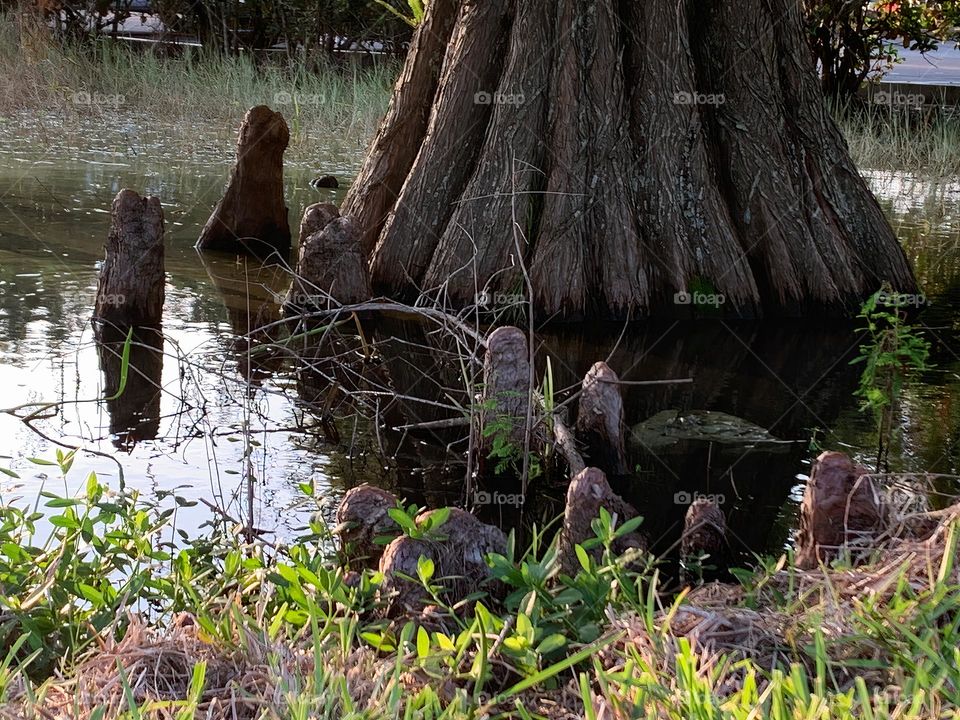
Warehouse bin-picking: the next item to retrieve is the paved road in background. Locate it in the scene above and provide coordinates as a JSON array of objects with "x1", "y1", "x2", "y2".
[{"x1": 886, "y1": 46, "x2": 960, "y2": 86}]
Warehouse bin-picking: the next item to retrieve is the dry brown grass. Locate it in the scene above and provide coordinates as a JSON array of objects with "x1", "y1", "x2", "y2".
[{"x1": 11, "y1": 614, "x2": 275, "y2": 719}]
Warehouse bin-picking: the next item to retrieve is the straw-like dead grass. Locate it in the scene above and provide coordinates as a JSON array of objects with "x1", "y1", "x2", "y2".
[
  {"x1": 593, "y1": 502, "x2": 960, "y2": 711},
  {"x1": 12, "y1": 614, "x2": 274, "y2": 719}
]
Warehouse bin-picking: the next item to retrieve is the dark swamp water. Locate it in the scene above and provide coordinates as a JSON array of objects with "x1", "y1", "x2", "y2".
[{"x1": 2, "y1": 114, "x2": 960, "y2": 572}]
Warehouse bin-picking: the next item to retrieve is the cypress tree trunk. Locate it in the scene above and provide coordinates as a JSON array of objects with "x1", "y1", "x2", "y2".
[{"x1": 343, "y1": 0, "x2": 916, "y2": 320}]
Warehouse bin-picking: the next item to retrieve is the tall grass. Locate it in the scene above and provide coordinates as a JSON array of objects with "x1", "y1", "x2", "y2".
[
  {"x1": 835, "y1": 101, "x2": 960, "y2": 178},
  {"x1": 0, "y1": 12, "x2": 395, "y2": 155},
  {"x1": 3, "y1": 12, "x2": 957, "y2": 178}
]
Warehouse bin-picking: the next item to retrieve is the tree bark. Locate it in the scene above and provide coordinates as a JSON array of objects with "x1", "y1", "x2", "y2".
[
  {"x1": 556, "y1": 467, "x2": 646, "y2": 576},
  {"x1": 335, "y1": 484, "x2": 401, "y2": 570},
  {"x1": 341, "y1": 0, "x2": 461, "y2": 258},
  {"x1": 576, "y1": 361, "x2": 627, "y2": 477},
  {"x1": 346, "y1": 0, "x2": 917, "y2": 320},
  {"x1": 285, "y1": 215, "x2": 371, "y2": 311},
  {"x1": 94, "y1": 189, "x2": 165, "y2": 330},
  {"x1": 368, "y1": 0, "x2": 512, "y2": 289},
  {"x1": 680, "y1": 498, "x2": 727, "y2": 570},
  {"x1": 481, "y1": 326, "x2": 531, "y2": 454},
  {"x1": 196, "y1": 105, "x2": 291, "y2": 258},
  {"x1": 795, "y1": 451, "x2": 885, "y2": 569},
  {"x1": 377, "y1": 508, "x2": 507, "y2": 617}
]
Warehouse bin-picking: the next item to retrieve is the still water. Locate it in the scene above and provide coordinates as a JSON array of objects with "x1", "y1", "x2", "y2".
[{"x1": 1, "y1": 112, "x2": 959, "y2": 565}]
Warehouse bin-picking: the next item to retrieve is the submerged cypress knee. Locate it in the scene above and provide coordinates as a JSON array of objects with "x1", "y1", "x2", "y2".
[
  {"x1": 196, "y1": 105, "x2": 291, "y2": 258},
  {"x1": 576, "y1": 361, "x2": 627, "y2": 476},
  {"x1": 284, "y1": 211, "x2": 371, "y2": 312},
  {"x1": 795, "y1": 451, "x2": 885, "y2": 569},
  {"x1": 480, "y1": 326, "x2": 531, "y2": 456},
  {"x1": 94, "y1": 188, "x2": 165, "y2": 331},
  {"x1": 680, "y1": 498, "x2": 727, "y2": 581},
  {"x1": 556, "y1": 467, "x2": 646, "y2": 576},
  {"x1": 377, "y1": 508, "x2": 507, "y2": 617},
  {"x1": 94, "y1": 189, "x2": 166, "y2": 446}
]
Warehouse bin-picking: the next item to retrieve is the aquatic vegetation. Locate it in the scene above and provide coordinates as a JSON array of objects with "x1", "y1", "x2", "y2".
[
  {"x1": 835, "y1": 101, "x2": 960, "y2": 178},
  {"x1": 851, "y1": 287, "x2": 932, "y2": 472}
]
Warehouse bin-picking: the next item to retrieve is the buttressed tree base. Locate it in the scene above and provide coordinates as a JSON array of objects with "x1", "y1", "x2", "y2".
[{"x1": 343, "y1": 0, "x2": 917, "y2": 320}]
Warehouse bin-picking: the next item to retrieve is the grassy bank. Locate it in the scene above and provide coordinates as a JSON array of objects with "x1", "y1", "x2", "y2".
[
  {"x1": 0, "y1": 13, "x2": 396, "y2": 160},
  {"x1": 1, "y1": 451, "x2": 959, "y2": 719}
]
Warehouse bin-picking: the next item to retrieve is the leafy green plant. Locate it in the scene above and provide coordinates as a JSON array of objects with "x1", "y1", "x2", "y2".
[
  {"x1": 8, "y1": 448, "x2": 960, "y2": 718},
  {"x1": 0, "y1": 454, "x2": 174, "y2": 677},
  {"x1": 805, "y1": 0, "x2": 960, "y2": 102},
  {"x1": 479, "y1": 397, "x2": 542, "y2": 482},
  {"x1": 372, "y1": 0, "x2": 426, "y2": 27},
  {"x1": 851, "y1": 286, "x2": 931, "y2": 471},
  {"x1": 387, "y1": 503, "x2": 451, "y2": 540}
]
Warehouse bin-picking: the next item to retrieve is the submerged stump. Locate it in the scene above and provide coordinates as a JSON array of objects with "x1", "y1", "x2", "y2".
[
  {"x1": 335, "y1": 484, "x2": 401, "y2": 570},
  {"x1": 196, "y1": 105, "x2": 291, "y2": 258},
  {"x1": 299, "y1": 202, "x2": 341, "y2": 242},
  {"x1": 680, "y1": 498, "x2": 727, "y2": 581},
  {"x1": 556, "y1": 467, "x2": 646, "y2": 575},
  {"x1": 796, "y1": 451, "x2": 885, "y2": 569},
  {"x1": 94, "y1": 189, "x2": 165, "y2": 331},
  {"x1": 93, "y1": 189, "x2": 165, "y2": 448},
  {"x1": 284, "y1": 214, "x2": 371, "y2": 312},
  {"x1": 576, "y1": 361, "x2": 627, "y2": 476}
]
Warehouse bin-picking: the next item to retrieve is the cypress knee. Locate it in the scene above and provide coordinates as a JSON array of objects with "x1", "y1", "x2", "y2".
[
  {"x1": 576, "y1": 361, "x2": 627, "y2": 476},
  {"x1": 197, "y1": 105, "x2": 291, "y2": 258},
  {"x1": 94, "y1": 188, "x2": 165, "y2": 330}
]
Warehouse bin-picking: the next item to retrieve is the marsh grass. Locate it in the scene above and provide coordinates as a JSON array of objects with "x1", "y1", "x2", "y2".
[
  {"x1": 3, "y1": 12, "x2": 958, "y2": 177},
  {"x1": 0, "y1": 13, "x2": 395, "y2": 160},
  {"x1": 836, "y1": 100, "x2": 960, "y2": 178}
]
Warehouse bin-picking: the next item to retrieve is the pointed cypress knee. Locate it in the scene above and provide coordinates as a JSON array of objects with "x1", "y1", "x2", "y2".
[{"x1": 196, "y1": 105, "x2": 291, "y2": 259}]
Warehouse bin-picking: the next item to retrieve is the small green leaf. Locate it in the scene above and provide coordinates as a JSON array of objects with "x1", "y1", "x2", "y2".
[
  {"x1": 536, "y1": 633, "x2": 567, "y2": 655},
  {"x1": 417, "y1": 556, "x2": 435, "y2": 583},
  {"x1": 44, "y1": 497, "x2": 81, "y2": 508},
  {"x1": 85, "y1": 472, "x2": 99, "y2": 499},
  {"x1": 416, "y1": 626, "x2": 430, "y2": 658},
  {"x1": 435, "y1": 632, "x2": 455, "y2": 652},
  {"x1": 388, "y1": 508, "x2": 417, "y2": 533},
  {"x1": 575, "y1": 544, "x2": 591, "y2": 572},
  {"x1": 78, "y1": 583, "x2": 104, "y2": 606}
]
